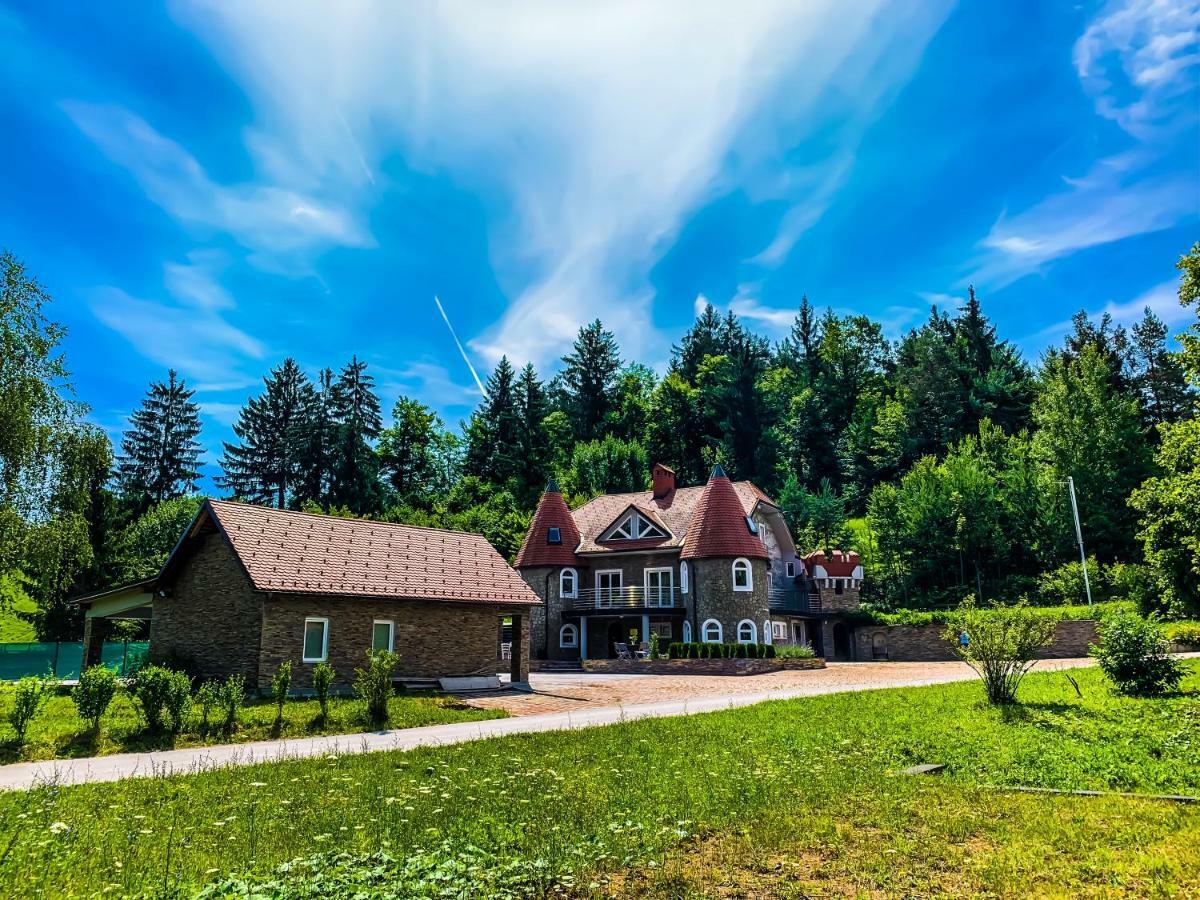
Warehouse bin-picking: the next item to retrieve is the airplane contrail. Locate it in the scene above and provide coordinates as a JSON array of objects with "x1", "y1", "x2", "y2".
[{"x1": 434, "y1": 295, "x2": 488, "y2": 399}]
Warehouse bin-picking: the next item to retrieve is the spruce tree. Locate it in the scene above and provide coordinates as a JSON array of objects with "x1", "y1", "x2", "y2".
[
  {"x1": 560, "y1": 320, "x2": 622, "y2": 442},
  {"x1": 1129, "y1": 307, "x2": 1192, "y2": 429},
  {"x1": 327, "y1": 356, "x2": 383, "y2": 514},
  {"x1": 514, "y1": 363, "x2": 551, "y2": 500},
  {"x1": 291, "y1": 368, "x2": 335, "y2": 507},
  {"x1": 464, "y1": 357, "x2": 522, "y2": 488},
  {"x1": 116, "y1": 370, "x2": 203, "y2": 513},
  {"x1": 218, "y1": 358, "x2": 313, "y2": 508}
]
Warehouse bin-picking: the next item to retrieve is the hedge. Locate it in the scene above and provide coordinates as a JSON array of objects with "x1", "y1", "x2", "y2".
[{"x1": 666, "y1": 643, "x2": 776, "y2": 660}]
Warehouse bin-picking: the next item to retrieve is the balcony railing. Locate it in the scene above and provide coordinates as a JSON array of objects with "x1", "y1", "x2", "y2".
[
  {"x1": 768, "y1": 587, "x2": 819, "y2": 614},
  {"x1": 563, "y1": 586, "x2": 682, "y2": 611}
]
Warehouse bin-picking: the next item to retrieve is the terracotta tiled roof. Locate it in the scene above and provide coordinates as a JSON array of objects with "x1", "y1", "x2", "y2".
[
  {"x1": 514, "y1": 482, "x2": 582, "y2": 568},
  {"x1": 196, "y1": 500, "x2": 539, "y2": 605},
  {"x1": 569, "y1": 480, "x2": 769, "y2": 555},
  {"x1": 801, "y1": 550, "x2": 861, "y2": 577},
  {"x1": 680, "y1": 466, "x2": 769, "y2": 560}
]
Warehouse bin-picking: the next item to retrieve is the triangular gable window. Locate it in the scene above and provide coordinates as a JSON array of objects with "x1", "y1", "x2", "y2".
[{"x1": 603, "y1": 509, "x2": 668, "y2": 541}]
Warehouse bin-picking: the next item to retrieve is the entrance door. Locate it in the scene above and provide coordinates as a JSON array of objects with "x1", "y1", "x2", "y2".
[
  {"x1": 644, "y1": 568, "x2": 674, "y2": 607},
  {"x1": 833, "y1": 623, "x2": 851, "y2": 660},
  {"x1": 790, "y1": 620, "x2": 806, "y2": 646}
]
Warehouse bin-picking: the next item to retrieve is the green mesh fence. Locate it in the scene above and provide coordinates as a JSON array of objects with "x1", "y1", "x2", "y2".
[{"x1": 0, "y1": 642, "x2": 149, "y2": 681}]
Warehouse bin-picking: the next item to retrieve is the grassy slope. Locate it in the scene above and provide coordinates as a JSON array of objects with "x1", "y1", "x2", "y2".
[
  {"x1": 0, "y1": 691, "x2": 505, "y2": 764},
  {"x1": 0, "y1": 663, "x2": 1196, "y2": 898}
]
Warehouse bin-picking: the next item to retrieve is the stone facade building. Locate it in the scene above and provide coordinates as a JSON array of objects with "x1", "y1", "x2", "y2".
[
  {"x1": 516, "y1": 463, "x2": 865, "y2": 660},
  {"x1": 88, "y1": 499, "x2": 540, "y2": 692}
]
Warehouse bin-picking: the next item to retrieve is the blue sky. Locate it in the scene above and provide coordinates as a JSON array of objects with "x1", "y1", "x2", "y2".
[{"x1": 2, "y1": 1, "x2": 1197, "y2": 486}]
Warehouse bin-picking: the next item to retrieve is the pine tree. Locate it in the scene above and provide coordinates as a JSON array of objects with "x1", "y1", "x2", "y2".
[
  {"x1": 1129, "y1": 307, "x2": 1192, "y2": 429},
  {"x1": 560, "y1": 320, "x2": 622, "y2": 442},
  {"x1": 327, "y1": 356, "x2": 383, "y2": 514},
  {"x1": 290, "y1": 368, "x2": 336, "y2": 507},
  {"x1": 219, "y1": 359, "x2": 313, "y2": 508},
  {"x1": 777, "y1": 294, "x2": 822, "y2": 385},
  {"x1": 670, "y1": 303, "x2": 724, "y2": 383},
  {"x1": 513, "y1": 363, "x2": 551, "y2": 500},
  {"x1": 116, "y1": 370, "x2": 203, "y2": 513},
  {"x1": 464, "y1": 357, "x2": 523, "y2": 488}
]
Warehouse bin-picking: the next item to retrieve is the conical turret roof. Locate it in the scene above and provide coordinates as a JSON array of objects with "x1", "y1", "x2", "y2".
[
  {"x1": 514, "y1": 480, "x2": 581, "y2": 567},
  {"x1": 680, "y1": 465, "x2": 769, "y2": 560}
]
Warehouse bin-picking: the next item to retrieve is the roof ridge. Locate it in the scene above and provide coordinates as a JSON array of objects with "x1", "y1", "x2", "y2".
[{"x1": 208, "y1": 498, "x2": 490, "y2": 540}]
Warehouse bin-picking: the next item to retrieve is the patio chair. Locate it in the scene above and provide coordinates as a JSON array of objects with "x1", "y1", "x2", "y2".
[
  {"x1": 634, "y1": 641, "x2": 651, "y2": 660},
  {"x1": 615, "y1": 642, "x2": 633, "y2": 660},
  {"x1": 500, "y1": 642, "x2": 511, "y2": 661}
]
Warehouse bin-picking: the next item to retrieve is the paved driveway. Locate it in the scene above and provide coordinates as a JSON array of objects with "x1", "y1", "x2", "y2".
[{"x1": 0, "y1": 657, "x2": 1116, "y2": 791}]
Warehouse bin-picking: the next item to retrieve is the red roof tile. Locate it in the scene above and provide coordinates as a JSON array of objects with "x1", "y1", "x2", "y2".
[
  {"x1": 196, "y1": 500, "x2": 539, "y2": 605},
  {"x1": 801, "y1": 550, "x2": 861, "y2": 577},
  {"x1": 680, "y1": 467, "x2": 769, "y2": 560},
  {"x1": 514, "y1": 485, "x2": 582, "y2": 568}
]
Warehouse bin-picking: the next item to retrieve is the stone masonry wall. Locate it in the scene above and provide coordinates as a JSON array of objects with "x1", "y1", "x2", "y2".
[
  {"x1": 258, "y1": 594, "x2": 529, "y2": 693},
  {"x1": 855, "y1": 618, "x2": 1100, "y2": 662},
  {"x1": 693, "y1": 557, "x2": 771, "y2": 644},
  {"x1": 150, "y1": 530, "x2": 264, "y2": 683},
  {"x1": 581, "y1": 657, "x2": 825, "y2": 675}
]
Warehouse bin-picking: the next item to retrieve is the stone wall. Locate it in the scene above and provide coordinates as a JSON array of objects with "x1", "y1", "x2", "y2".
[
  {"x1": 854, "y1": 619, "x2": 1100, "y2": 662},
  {"x1": 692, "y1": 556, "x2": 771, "y2": 643},
  {"x1": 580, "y1": 656, "x2": 824, "y2": 675},
  {"x1": 150, "y1": 530, "x2": 264, "y2": 683},
  {"x1": 258, "y1": 595, "x2": 528, "y2": 693}
]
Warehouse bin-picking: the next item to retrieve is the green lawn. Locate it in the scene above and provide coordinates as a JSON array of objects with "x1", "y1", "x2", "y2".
[
  {"x1": 0, "y1": 689, "x2": 505, "y2": 764},
  {"x1": 0, "y1": 663, "x2": 1196, "y2": 898}
]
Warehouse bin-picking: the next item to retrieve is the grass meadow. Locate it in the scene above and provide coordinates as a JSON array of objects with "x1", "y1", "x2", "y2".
[
  {"x1": 0, "y1": 662, "x2": 1196, "y2": 898},
  {"x1": 0, "y1": 689, "x2": 505, "y2": 764}
]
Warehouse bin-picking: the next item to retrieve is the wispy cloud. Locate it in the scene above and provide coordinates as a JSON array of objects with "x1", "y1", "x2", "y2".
[
  {"x1": 1020, "y1": 278, "x2": 1189, "y2": 350},
  {"x1": 971, "y1": 0, "x2": 1199, "y2": 287}
]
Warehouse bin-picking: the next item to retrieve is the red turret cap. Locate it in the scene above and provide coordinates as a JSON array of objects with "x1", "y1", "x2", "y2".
[
  {"x1": 680, "y1": 465, "x2": 768, "y2": 560},
  {"x1": 515, "y1": 479, "x2": 581, "y2": 567}
]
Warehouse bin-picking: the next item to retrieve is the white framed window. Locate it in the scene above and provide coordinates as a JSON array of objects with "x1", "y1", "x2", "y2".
[
  {"x1": 559, "y1": 623, "x2": 579, "y2": 649},
  {"x1": 603, "y1": 509, "x2": 668, "y2": 541},
  {"x1": 560, "y1": 567, "x2": 578, "y2": 599},
  {"x1": 737, "y1": 619, "x2": 757, "y2": 644},
  {"x1": 644, "y1": 567, "x2": 674, "y2": 606},
  {"x1": 371, "y1": 619, "x2": 394, "y2": 653},
  {"x1": 732, "y1": 558, "x2": 753, "y2": 591},
  {"x1": 785, "y1": 561, "x2": 796, "y2": 578},
  {"x1": 701, "y1": 618, "x2": 723, "y2": 643},
  {"x1": 595, "y1": 570, "x2": 622, "y2": 606},
  {"x1": 771, "y1": 621, "x2": 788, "y2": 641},
  {"x1": 683, "y1": 620, "x2": 693, "y2": 643},
  {"x1": 302, "y1": 617, "x2": 329, "y2": 663},
  {"x1": 762, "y1": 620, "x2": 773, "y2": 644},
  {"x1": 680, "y1": 560, "x2": 689, "y2": 594},
  {"x1": 650, "y1": 621, "x2": 673, "y2": 639}
]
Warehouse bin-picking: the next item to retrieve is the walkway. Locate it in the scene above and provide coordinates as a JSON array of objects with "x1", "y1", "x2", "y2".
[{"x1": 0, "y1": 657, "x2": 1111, "y2": 792}]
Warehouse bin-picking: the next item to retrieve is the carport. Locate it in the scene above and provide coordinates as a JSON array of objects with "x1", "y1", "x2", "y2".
[{"x1": 76, "y1": 578, "x2": 155, "y2": 672}]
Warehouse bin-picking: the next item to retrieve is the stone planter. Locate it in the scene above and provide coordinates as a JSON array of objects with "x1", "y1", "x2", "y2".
[{"x1": 579, "y1": 657, "x2": 825, "y2": 676}]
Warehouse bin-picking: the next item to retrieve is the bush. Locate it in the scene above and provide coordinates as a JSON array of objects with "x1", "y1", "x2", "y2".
[
  {"x1": 1165, "y1": 621, "x2": 1200, "y2": 646},
  {"x1": 354, "y1": 649, "x2": 398, "y2": 725},
  {"x1": 1037, "y1": 558, "x2": 1106, "y2": 606},
  {"x1": 312, "y1": 662, "x2": 335, "y2": 721},
  {"x1": 1093, "y1": 611, "x2": 1183, "y2": 697},
  {"x1": 271, "y1": 661, "x2": 292, "y2": 726},
  {"x1": 9, "y1": 674, "x2": 54, "y2": 743},
  {"x1": 942, "y1": 597, "x2": 1058, "y2": 704},
  {"x1": 648, "y1": 632, "x2": 660, "y2": 660},
  {"x1": 131, "y1": 666, "x2": 192, "y2": 733},
  {"x1": 775, "y1": 643, "x2": 815, "y2": 659},
  {"x1": 72, "y1": 666, "x2": 119, "y2": 732},
  {"x1": 218, "y1": 674, "x2": 246, "y2": 731},
  {"x1": 195, "y1": 680, "x2": 220, "y2": 730}
]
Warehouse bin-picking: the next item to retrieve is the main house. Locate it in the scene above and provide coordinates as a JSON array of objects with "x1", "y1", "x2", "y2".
[
  {"x1": 515, "y1": 463, "x2": 864, "y2": 661},
  {"x1": 79, "y1": 500, "x2": 540, "y2": 691}
]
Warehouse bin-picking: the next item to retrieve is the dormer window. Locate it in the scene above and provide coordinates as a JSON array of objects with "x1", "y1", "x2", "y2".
[
  {"x1": 745, "y1": 516, "x2": 759, "y2": 535},
  {"x1": 547, "y1": 527, "x2": 562, "y2": 545},
  {"x1": 602, "y1": 509, "x2": 668, "y2": 542}
]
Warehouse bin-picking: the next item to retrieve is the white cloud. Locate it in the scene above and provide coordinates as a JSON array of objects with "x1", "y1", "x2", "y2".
[
  {"x1": 373, "y1": 360, "x2": 481, "y2": 417},
  {"x1": 1020, "y1": 278, "x2": 1189, "y2": 349},
  {"x1": 971, "y1": 0, "x2": 1199, "y2": 287},
  {"x1": 164, "y1": 0, "x2": 951, "y2": 369}
]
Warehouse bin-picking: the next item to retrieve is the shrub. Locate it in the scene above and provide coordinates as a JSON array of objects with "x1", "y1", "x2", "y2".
[
  {"x1": 72, "y1": 666, "x2": 119, "y2": 732},
  {"x1": 734, "y1": 643, "x2": 748, "y2": 659},
  {"x1": 1165, "y1": 621, "x2": 1200, "y2": 646},
  {"x1": 195, "y1": 680, "x2": 220, "y2": 730},
  {"x1": 1093, "y1": 611, "x2": 1183, "y2": 697},
  {"x1": 648, "y1": 632, "x2": 660, "y2": 660},
  {"x1": 131, "y1": 666, "x2": 192, "y2": 733},
  {"x1": 354, "y1": 649, "x2": 398, "y2": 725},
  {"x1": 1037, "y1": 558, "x2": 1106, "y2": 606},
  {"x1": 941, "y1": 597, "x2": 1058, "y2": 704},
  {"x1": 312, "y1": 662, "x2": 335, "y2": 721},
  {"x1": 9, "y1": 674, "x2": 53, "y2": 743},
  {"x1": 218, "y1": 674, "x2": 246, "y2": 731},
  {"x1": 271, "y1": 661, "x2": 292, "y2": 726},
  {"x1": 775, "y1": 643, "x2": 815, "y2": 659},
  {"x1": 764, "y1": 643, "x2": 777, "y2": 659}
]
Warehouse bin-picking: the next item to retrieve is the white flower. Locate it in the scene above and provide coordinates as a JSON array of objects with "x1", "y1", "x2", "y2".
[{"x1": 49, "y1": 822, "x2": 70, "y2": 835}]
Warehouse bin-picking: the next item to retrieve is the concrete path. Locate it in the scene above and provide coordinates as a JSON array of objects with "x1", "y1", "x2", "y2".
[{"x1": 0, "y1": 657, "x2": 1129, "y2": 792}]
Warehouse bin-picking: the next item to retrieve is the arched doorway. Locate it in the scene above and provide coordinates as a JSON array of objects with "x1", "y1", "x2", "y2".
[{"x1": 833, "y1": 623, "x2": 851, "y2": 660}]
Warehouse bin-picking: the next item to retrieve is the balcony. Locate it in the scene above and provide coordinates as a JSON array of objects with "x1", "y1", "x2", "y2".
[
  {"x1": 563, "y1": 586, "x2": 682, "y2": 612},
  {"x1": 768, "y1": 587, "x2": 819, "y2": 614}
]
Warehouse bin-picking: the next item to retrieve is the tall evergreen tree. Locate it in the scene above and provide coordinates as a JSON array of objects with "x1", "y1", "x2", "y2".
[
  {"x1": 219, "y1": 358, "x2": 313, "y2": 508},
  {"x1": 777, "y1": 294, "x2": 822, "y2": 386},
  {"x1": 513, "y1": 363, "x2": 551, "y2": 500},
  {"x1": 290, "y1": 368, "x2": 335, "y2": 507},
  {"x1": 327, "y1": 356, "x2": 383, "y2": 514},
  {"x1": 116, "y1": 370, "x2": 203, "y2": 513},
  {"x1": 560, "y1": 320, "x2": 622, "y2": 442},
  {"x1": 1128, "y1": 307, "x2": 1192, "y2": 429},
  {"x1": 377, "y1": 397, "x2": 444, "y2": 506},
  {"x1": 671, "y1": 303, "x2": 724, "y2": 383},
  {"x1": 464, "y1": 357, "x2": 523, "y2": 488}
]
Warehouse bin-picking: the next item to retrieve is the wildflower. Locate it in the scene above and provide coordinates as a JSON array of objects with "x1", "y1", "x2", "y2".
[{"x1": 49, "y1": 822, "x2": 70, "y2": 835}]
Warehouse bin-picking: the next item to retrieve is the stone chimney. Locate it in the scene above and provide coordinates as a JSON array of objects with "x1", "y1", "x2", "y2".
[{"x1": 651, "y1": 462, "x2": 676, "y2": 500}]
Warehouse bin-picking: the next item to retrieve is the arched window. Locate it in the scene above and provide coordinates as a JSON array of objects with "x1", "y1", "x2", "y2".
[
  {"x1": 701, "y1": 618, "x2": 723, "y2": 643},
  {"x1": 737, "y1": 619, "x2": 757, "y2": 644},
  {"x1": 682, "y1": 620, "x2": 693, "y2": 643},
  {"x1": 559, "y1": 567, "x2": 578, "y2": 599},
  {"x1": 559, "y1": 623, "x2": 579, "y2": 649},
  {"x1": 732, "y1": 558, "x2": 753, "y2": 591},
  {"x1": 762, "y1": 620, "x2": 773, "y2": 644},
  {"x1": 680, "y1": 560, "x2": 689, "y2": 594}
]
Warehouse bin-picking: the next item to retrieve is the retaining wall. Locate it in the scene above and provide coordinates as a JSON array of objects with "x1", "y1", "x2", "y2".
[
  {"x1": 580, "y1": 657, "x2": 825, "y2": 675},
  {"x1": 855, "y1": 619, "x2": 1099, "y2": 662}
]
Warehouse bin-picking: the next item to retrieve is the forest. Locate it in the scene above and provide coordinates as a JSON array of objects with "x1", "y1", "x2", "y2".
[{"x1": 2, "y1": 245, "x2": 1198, "y2": 640}]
